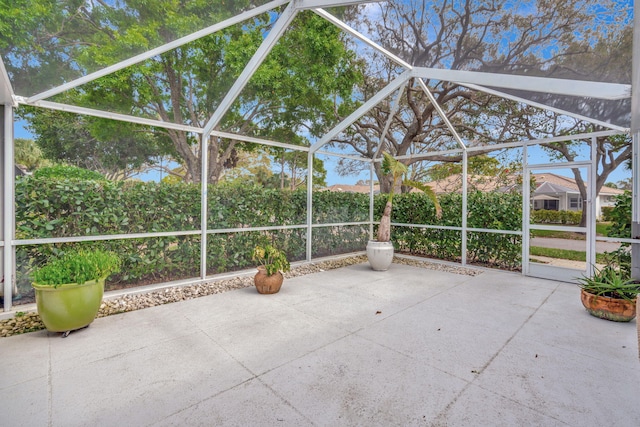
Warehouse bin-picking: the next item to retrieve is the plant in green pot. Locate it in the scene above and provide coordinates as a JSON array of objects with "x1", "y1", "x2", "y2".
[
  {"x1": 577, "y1": 263, "x2": 640, "y2": 322},
  {"x1": 31, "y1": 249, "x2": 121, "y2": 336},
  {"x1": 252, "y1": 245, "x2": 290, "y2": 294},
  {"x1": 367, "y1": 152, "x2": 441, "y2": 271}
]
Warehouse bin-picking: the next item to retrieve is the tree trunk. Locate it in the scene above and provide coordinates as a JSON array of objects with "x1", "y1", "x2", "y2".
[{"x1": 377, "y1": 201, "x2": 392, "y2": 242}]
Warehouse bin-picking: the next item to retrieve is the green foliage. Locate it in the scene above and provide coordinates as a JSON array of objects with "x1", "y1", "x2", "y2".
[
  {"x1": 31, "y1": 249, "x2": 121, "y2": 287},
  {"x1": 427, "y1": 155, "x2": 502, "y2": 181},
  {"x1": 10, "y1": 6, "x2": 362, "y2": 184},
  {"x1": 602, "y1": 246, "x2": 631, "y2": 279},
  {"x1": 252, "y1": 245, "x2": 290, "y2": 276},
  {"x1": 600, "y1": 206, "x2": 614, "y2": 222},
  {"x1": 606, "y1": 191, "x2": 631, "y2": 239},
  {"x1": 14, "y1": 138, "x2": 52, "y2": 170},
  {"x1": 15, "y1": 176, "x2": 529, "y2": 294},
  {"x1": 380, "y1": 152, "x2": 407, "y2": 204},
  {"x1": 32, "y1": 165, "x2": 107, "y2": 181},
  {"x1": 531, "y1": 209, "x2": 581, "y2": 225},
  {"x1": 387, "y1": 191, "x2": 522, "y2": 269}
]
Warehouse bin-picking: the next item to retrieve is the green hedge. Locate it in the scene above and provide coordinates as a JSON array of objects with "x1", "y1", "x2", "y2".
[
  {"x1": 14, "y1": 176, "x2": 525, "y2": 296},
  {"x1": 600, "y1": 206, "x2": 614, "y2": 222},
  {"x1": 531, "y1": 209, "x2": 581, "y2": 225},
  {"x1": 14, "y1": 177, "x2": 370, "y2": 295},
  {"x1": 606, "y1": 191, "x2": 631, "y2": 239},
  {"x1": 388, "y1": 191, "x2": 522, "y2": 269}
]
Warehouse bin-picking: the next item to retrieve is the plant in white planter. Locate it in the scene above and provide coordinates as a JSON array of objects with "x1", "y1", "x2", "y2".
[{"x1": 367, "y1": 152, "x2": 441, "y2": 271}]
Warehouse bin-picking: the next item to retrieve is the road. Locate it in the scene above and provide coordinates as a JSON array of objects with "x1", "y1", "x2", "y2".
[{"x1": 530, "y1": 237, "x2": 621, "y2": 254}]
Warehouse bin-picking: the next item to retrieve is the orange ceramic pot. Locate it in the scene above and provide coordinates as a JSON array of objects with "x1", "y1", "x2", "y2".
[
  {"x1": 580, "y1": 289, "x2": 636, "y2": 322},
  {"x1": 254, "y1": 267, "x2": 283, "y2": 294}
]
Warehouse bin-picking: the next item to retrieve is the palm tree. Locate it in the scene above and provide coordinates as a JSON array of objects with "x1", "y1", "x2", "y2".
[{"x1": 377, "y1": 152, "x2": 441, "y2": 242}]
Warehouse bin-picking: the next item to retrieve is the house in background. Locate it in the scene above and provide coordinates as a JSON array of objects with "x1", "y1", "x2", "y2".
[
  {"x1": 531, "y1": 173, "x2": 623, "y2": 219},
  {"x1": 322, "y1": 183, "x2": 379, "y2": 194},
  {"x1": 323, "y1": 172, "x2": 624, "y2": 219}
]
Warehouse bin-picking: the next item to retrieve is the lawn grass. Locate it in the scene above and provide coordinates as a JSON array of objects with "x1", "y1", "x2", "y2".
[
  {"x1": 530, "y1": 246, "x2": 606, "y2": 264},
  {"x1": 530, "y1": 222, "x2": 611, "y2": 239},
  {"x1": 596, "y1": 222, "x2": 611, "y2": 236}
]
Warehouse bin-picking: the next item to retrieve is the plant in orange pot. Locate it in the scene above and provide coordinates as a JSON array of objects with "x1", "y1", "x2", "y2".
[
  {"x1": 577, "y1": 264, "x2": 639, "y2": 322},
  {"x1": 252, "y1": 245, "x2": 291, "y2": 294}
]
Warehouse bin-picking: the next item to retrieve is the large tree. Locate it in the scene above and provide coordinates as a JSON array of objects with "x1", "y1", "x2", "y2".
[
  {"x1": 331, "y1": 0, "x2": 632, "y2": 193},
  {"x1": 18, "y1": 105, "x2": 171, "y2": 180},
  {"x1": 3, "y1": 2, "x2": 362, "y2": 183}
]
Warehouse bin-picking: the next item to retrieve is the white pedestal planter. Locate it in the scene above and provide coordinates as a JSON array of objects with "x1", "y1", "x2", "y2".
[{"x1": 366, "y1": 240, "x2": 394, "y2": 271}]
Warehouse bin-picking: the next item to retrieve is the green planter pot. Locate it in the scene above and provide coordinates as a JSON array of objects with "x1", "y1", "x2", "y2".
[{"x1": 32, "y1": 277, "x2": 105, "y2": 333}]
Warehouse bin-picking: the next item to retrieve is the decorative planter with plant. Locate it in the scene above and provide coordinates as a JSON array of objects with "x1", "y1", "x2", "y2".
[
  {"x1": 577, "y1": 263, "x2": 639, "y2": 322},
  {"x1": 31, "y1": 249, "x2": 121, "y2": 336},
  {"x1": 252, "y1": 245, "x2": 291, "y2": 294},
  {"x1": 367, "y1": 152, "x2": 441, "y2": 271}
]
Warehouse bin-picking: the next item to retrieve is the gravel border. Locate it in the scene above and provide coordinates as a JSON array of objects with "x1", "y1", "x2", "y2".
[{"x1": 1, "y1": 256, "x2": 480, "y2": 338}]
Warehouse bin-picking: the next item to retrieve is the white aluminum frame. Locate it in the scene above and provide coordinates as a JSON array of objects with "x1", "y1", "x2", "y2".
[
  {"x1": 412, "y1": 68, "x2": 631, "y2": 100},
  {"x1": 0, "y1": 58, "x2": 14, "y2": 105},
  {"x1": 1, "y1": 0, "x2": 638, "y2": 310},
  {"x1": 524, "y1": 159, "x2": 593, "y2": 282},
  {"x1": 3, "y1": 106, "x2": 14, "y2": 310}
]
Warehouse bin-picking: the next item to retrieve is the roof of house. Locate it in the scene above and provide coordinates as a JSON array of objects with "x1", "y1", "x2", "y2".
[
  {"x1": 532, "y1": 173, "x2": 624, "y2": 195},
  {"x1": 424, "y1": 174, "x2": 514, "y2": 194},
  {"x1": 321, "y1": 184, "x2": 379, "y2": 194},
  {"x1": 322, "y1": 172, "x2": 625, "y2": 196}
]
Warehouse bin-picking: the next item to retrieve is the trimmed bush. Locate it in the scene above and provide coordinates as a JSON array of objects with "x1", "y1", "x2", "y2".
[
  {"x1": 607, "y1": 191, "x2": 631, "y2": 239},
  {"x1": 531, "y1": 209, "x2": 581, "y2": 225},
  {"x1": 600, "y1": 206, "x2": 614, "y2": 222},
  {"x1": 15, "y1": 177, "x2": 526, "y2": 296}
]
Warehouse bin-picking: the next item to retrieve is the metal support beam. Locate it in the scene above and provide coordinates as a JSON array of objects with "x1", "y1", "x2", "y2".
[
  {"x1": 306, "y1": 151, "x2": 314, "y2": 262},
  {"x1": 312, "y1": 9, "x2": 411, "y2": 70},
  {"x1": 0, "y1": 56, "x2": 14, "y2": 105},
  {"x1": 0, "y1": 104, "x2": 4, "y2": 309},
  {"x1": 416, "y1": 78, "x2": 466, "y2": 150},
  {"x1": 309, "y1": 70, "x2": 411, "y2": 153},
  {"x1": 588, "y1": 137, "x2": 597, "y2": 275},
  {"x1": 299, "y1": 0, "x2": 380, "y2": 7},
  {"x1": 28, "y1": 99, "x2": 203, "y2": 134},
  {"x1": 203, "y1": 2, "x2": 298, "y2": 137},
  {"x1": 461, "y1": 150, "x2": 468, "y2": 265},
  {"x1": 631, "y1": 0, "x2": 640, "y2": 284},
  {"x1": 633, "y1": 131, "x2": 640, "y2": 282},
  {"x1": 522, "y1": 144, "x2": 530, "y2": 276},
  {"x1": 373, "y1": 83, "x2": 406, "y2": 159},
  {"x1": 369, "y1": 161, "x2": 375, "y2": 240},
  {"x1": 459, "y1": 83, "x2": 629, "y2": 132},
  {"x1": 412, "y1": 68, "x2": 631, "y2": 100},
  {"x1": 2, "y1": 105, "x2": 14, "y2": 311},
  {"x1": 200, "y1": 134, "x2": 208, "y2": 280}
]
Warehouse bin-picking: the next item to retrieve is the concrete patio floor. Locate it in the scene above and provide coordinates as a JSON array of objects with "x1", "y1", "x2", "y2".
[{"x1": 1, "y1": 262, "x2": 639, "y2": 426}]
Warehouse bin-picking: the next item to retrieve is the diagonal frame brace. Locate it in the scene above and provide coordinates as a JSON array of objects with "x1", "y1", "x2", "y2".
[
  {"x1": 309, "y1": 70, "x2": 412, "y2": 153},
  {"x1": 202, "y1": 2, "x2": 299, "y2": 138}
]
